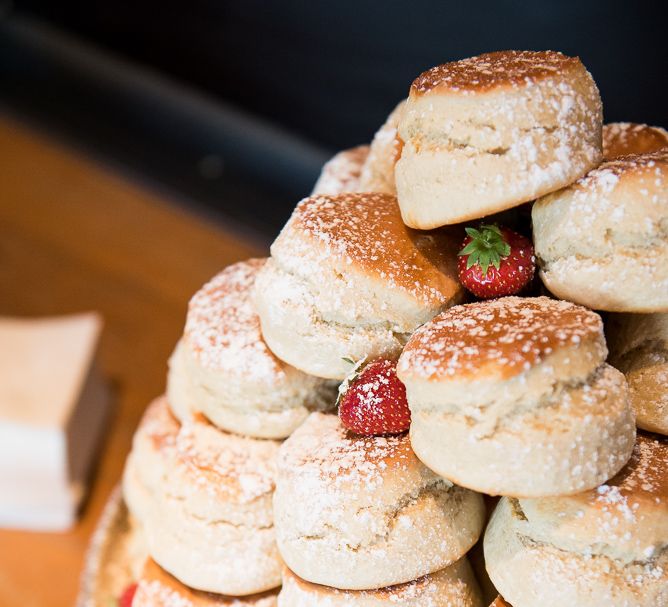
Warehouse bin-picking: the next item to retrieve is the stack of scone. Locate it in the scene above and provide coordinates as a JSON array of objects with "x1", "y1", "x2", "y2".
[
  {"x1": 111, "y1": 49, "x2": 667, "y2": 607},
  {"x1": 123, "y1": 258, "x2": 340, "y2": 606}
]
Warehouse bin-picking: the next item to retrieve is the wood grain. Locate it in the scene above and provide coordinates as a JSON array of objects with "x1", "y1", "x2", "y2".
[{"x1": 0, "y1": 116, "x2": 265, "y2": 607}]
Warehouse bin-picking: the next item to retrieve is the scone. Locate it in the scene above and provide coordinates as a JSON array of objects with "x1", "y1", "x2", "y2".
[
  {"x1": 123, "y1": 396, "x2": 179, "y2": 526},
  {"x1": 254, "y1": 192, "x2": 462, "y2": 380},
  {"x1": 358, "y1": 100, "x2": 406, "y2": 195},
  {"x1": 123, "y1": 398, "x2": 282, "y2": 595},
  {"x1": 603, "y1": 122, "x2": 668, "y2": 159},
  {"x1": 485, "y1": 433, "x2": 668, "y2": 607},
  {"x1": 134, "y1": 558, "x2": 279, "y2": 607},
  {"x1": 312, "y1": 145, "x2": 370, "y2": 195},
  {"x1": 532, "y1": 151, "x2": 668, "y2": 312},
  {"x1": 397, "y1": 296, "x2": 636, "y2": 497},
  {"x1": 273, "y1": 413, "x2": 485, "y2": 590},
  {"x1": 278, "y1": 559, "x2": 483, "y2": 607},
  {"x1": 395, "y1": 50, "x2": 602, "y2": 228},
  {"x1": 607, "y1": 312, "x2": 668, "y2": 435},
  {"x1": 167, "y1": 258, "x2": 336, "y2": 438},
  {"x1": 490, "y1": 599, "x2": 511, "y2": 607}
]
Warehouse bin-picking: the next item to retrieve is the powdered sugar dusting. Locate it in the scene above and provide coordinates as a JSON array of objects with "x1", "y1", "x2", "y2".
[
  {"x1": 399, "y1": 296, "x2": 603, "y2": 379},
  {"x1": 359, "y1": 100, "x2": 405, "y2": 195},
  {"x1": 284, "y1": 561, "x2": 477, "y2": 606},
  {"x1": 288, "y1": 192, "x2": 461, "y2": 305},
  {"x1": 275, "y1": 413, "x2": 476, "y2": 588},
  {"x1": 603, "y1": 122, "x2": 668, "y2": 160},
  {"x1": 184, "y1": 259, "x2": 285, "y2": 382},
  {"x1": 533, "y1": 151, "x2": 668, "y2": 304},
  {"x1": 412, "y1": 50, "x2": 579, "y2": 95},
  {"x1": 278, "y1": 412, "x2": 411, "y2": 485},
  {"x1": 311, "y1": 145, "x2": 369, "y2": 195},
  {"x1": 574, "y1": 150, "x2": 668, "y2": 191},
  {"x1": 593, "y1": 434, "x2": 667, "y2": 514},
  {"x1": 174, "y1": 415, "x2": 280, "y2": 504},
  {"x1": 138, "y1": 396, "x2": 180, "y2": 453},
  {"x1": 546, "y1": 149, "x2": 667, "y2": 237}
]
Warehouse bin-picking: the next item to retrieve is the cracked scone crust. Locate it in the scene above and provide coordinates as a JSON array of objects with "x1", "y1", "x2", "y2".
[
  {"x1": 607, "y1": 312, "x2": 668, "y2": 435},
  {"x1": 532, "y1": 151, "x2": 668, "y2": 312},
  {"x1": 134, "y1": 558, "x2": 279, "y2": 607},
  {"x1": 395, "y1": 50, "x2": 602, "y2": 228},
  {"x1": 278, "y1": 558, "x2": 483, "y2": 607},
  {"x1": 273, "y1": 413, "x2": 485, "y2": 590},
  {"x1": 123, "y1": 398, "x2": 282, "y2": 596},
  {"x1": 398, "y1": 297, "x2": 636, "y2": 496},
  {"x1": 167, "y1": 258, "x2": 336, "y2": 438},
  {"x1": 484, "y1": 435, "x2": 668, "y2": 607},
  {"x1": 255, "y1": 192, "x2": 462, "y2": 380}
]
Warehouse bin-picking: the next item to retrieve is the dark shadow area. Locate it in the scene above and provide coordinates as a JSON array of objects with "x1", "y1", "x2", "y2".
[{"x1": 1, "y1": 1, "x2": 666, "y2": 237}]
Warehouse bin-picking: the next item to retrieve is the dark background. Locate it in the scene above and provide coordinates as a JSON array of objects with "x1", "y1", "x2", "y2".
[{"x1": 1, "y1": 1, "x2": 666, "y2": 238}]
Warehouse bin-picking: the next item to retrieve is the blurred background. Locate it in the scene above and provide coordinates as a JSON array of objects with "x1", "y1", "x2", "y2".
[
  {"x1": 0, "y1": 4, "x2": 666, "y2": 604},
  {"x1": 1, "y1": 0, "x2": 666, "y2": 241}
]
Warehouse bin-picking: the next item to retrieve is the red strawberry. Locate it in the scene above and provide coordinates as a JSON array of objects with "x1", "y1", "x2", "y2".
[
  {"x1": 338, "y1": 359, "x2": 410, "y2": 435},
  {"x1": 118, "y1": 582, "x2": 138, "y2": 607},
  {"x1": 457, "y1": 224, "x2": 535, "y2": 299}
]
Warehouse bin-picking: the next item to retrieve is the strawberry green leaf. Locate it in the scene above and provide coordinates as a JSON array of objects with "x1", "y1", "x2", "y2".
[
  {"x1": 458, "y1": 241, "x2": 480, "y2": 256},
  {"x1": 459, "y1": 224, "x2": 512, "y2": 277}
]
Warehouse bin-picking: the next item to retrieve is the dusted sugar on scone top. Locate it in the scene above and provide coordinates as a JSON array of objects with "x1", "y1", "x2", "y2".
[
  {"x1": 273, "y1": 412, "x2": 485, "y2": 591},
  {"x1": 602, "y1": 122, "x2": 668, "y2": 160},
  {"x1": 396, "y1": 50, "x2": 602, "y2": 228},
  {"x1": 397, "y1": 296, "x2": 636, "y2": 497},
  {"x1": 311, "y1": 145, "x2": 370, "y2": 196},
  {"x1": 533, "y1": 151, "x2": 668, "y2": 312},
  {"x1": 168, "y1": 258, "x2": 336, "y2": 438},
  {"x1": 123, "y1": 397, "x2": 282, "y2": 597},
  {"x1": 255, "y1": 192, "x2": 463, "y2": 380},
  {"x1": 278, "y1": 560, "x2": 484, "y2": 607},
  {"x1": 485, "y1": 433, "x2": 668, "y2": 607}
]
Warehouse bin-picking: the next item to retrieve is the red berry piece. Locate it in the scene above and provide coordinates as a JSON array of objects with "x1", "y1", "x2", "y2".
[
  {"x1": 118, "y1": 582, "x2": 138, "y2": 607},
  {"x1": 338, "y1": 359, "x2": 410, "y2": 435},
  {"x1": 457, "y1": 224, "x2": 535, "y2": 299}
]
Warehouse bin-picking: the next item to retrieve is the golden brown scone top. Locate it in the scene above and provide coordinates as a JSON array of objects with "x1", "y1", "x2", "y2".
[
  {"x1": 289, "y1": 192, "x2": 461, "y2": 306},
  {"x1": 571, "y1": 149, "x2": 668, "y2": 189},
  {"x1": 490, "y1": 598, "x2": 512, "y2": 607},
  {"x1": 603, "y1": 122, "x2": 668, "y2": 160},
  {"x1": 135, "y1": 558, "x2": 277, "y2": 606},
  {"x1": 398, "y1": 296, "x2": 603, "y2": 381},
  {"x1": 411, "y1": 50, "x2": 581, "y2": 96},
  {"x1": 519, "y1": 432, "x2": 667, "y2": 557},
  {"x1": 568, "y1": 433, "x2": 667, "y2": 512}
]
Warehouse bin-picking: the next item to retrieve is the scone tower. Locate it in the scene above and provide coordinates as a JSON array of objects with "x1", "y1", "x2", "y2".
[{"x1": 118, "y1": 50, "x2": 667, "y2": 607}]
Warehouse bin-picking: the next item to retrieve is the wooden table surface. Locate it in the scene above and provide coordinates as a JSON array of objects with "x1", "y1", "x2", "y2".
[{"x1": 0, "y1": 116, "x2": 264, "y2": 607}]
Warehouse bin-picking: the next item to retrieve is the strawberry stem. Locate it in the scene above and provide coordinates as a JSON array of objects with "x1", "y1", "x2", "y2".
[{"x1": 458, "y1": 224, "x2": 511, "y2": 276}]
